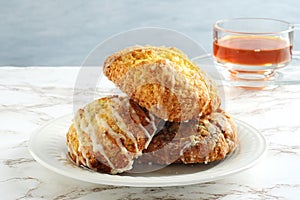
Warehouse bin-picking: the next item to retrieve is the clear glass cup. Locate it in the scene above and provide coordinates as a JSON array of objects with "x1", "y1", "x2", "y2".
[{"x1": 213, "y1": 18, "x2": 294, "y2": 80}]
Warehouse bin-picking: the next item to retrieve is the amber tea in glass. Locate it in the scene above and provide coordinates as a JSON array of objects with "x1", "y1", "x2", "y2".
[{"x1": 213, "y1": 18, "x2": 294, "y2": 80}]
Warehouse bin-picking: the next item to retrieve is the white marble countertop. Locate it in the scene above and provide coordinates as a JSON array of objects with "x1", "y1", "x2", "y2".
[{"x1": 1, "y1": 66, "x2": 300, "y2": 200}]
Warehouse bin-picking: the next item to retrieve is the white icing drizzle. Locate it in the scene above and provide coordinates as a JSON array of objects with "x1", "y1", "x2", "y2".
[
  {"x1": 138, "y1": 124, "x2": 155, "y2": 149},
  {"x1": 67, "y1": 139, "x2": 80, "y2": 165},
  {"x1": 95, "y1": 113, "x2": 133, "y2": 174},
  {"x1": 145, "y1": 114, "x2": 158, "y2": 148},
  {"x1": 171, "y1": 69, "x2": 176, "y2": 94},
  {"x1": 138, "y1": 124, "x2": 151, "y2": 140},
  {"x1": 70, "y1": 96, "x2": 161, "y2": 173},
  {"x1": 110, "y1": 98, "x2": 139, "y2": 153},
  {"x1": 73, "y1": 119, "x2": 93, "y2": 169},
  {"x1": 84, "y1": 105, "x2": 116, "y2": 170},
  {"x1": 180, "y1": 141, "x2": 192, "y2": 157},
  {"x1": 129, "y1": 106, "x2": 157, "y2": 149},
  {"x1": 189, "y1": 135, "x2": 199, "y2": 146},
  {"x1": 158, "y1": 60, "x2": 175, "y2": 94}
]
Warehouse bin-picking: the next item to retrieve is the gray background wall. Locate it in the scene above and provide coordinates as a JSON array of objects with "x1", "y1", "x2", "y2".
[{"x1": 1, "y1": 0, "x2": 299, "y2": 66}]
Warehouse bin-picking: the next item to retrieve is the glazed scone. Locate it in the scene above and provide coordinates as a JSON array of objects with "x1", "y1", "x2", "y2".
[
  {"x1": 66, "y1": 96, "x2": 161, "y2": 174},
  {"x1": 103, "y1": 46, "x2": 220, "y2": 122},
  {"x1": 137, "y1": 109, "x2": 238, "y2": 165}
]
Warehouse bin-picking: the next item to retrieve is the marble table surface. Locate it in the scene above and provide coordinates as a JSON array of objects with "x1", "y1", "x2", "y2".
[{"x1": 1, "y1": 66, "x2": 300, "y2": 200}]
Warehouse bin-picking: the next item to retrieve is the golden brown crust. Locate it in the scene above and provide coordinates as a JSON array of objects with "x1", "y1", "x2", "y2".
[
  {"x1": 137, "y1": 109, "x2": 238, "y2": 165},
  {"x1": 66, "y1": 96, "x2": 162, "y2": 174},
  {"x1": 67, "y1": 96, "x2": 238, "y2": 173},
  {"x1": 67, "y1": 46, "x2": 238, "y2": 174},
  {"x1": 103, "y1": 46, "x2": 220, "y2": 122},
  {"x1": 67, "y1": 124, "x2": 112, "y2": 173}
]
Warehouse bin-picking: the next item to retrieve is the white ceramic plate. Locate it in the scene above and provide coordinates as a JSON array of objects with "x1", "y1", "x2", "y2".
[{"x1": 29, "y1": 114, "x2": 267, "y2": 187}]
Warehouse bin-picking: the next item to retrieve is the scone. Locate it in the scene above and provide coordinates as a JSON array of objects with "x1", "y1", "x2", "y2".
[
  {"x1": 103, "y1": 46, "x2": 220, "y2": 122},
  {"x1": 137, "y1": 109, "x2": 238, "y2": 165},
  {"x1": 66, "y1": 95, "x2": 162, "y2": 174}
]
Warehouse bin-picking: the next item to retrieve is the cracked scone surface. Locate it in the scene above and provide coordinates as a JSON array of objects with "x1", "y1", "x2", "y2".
[
  {"x1": 67, "y1": 46, "x2": 237, "y2": 174},
  {"x1": 67, "y1": 96, "x2": 237, "y2": 174},
  {"x1": 66, "y1": 96, "x2": 161, "y2": 174},
  {"x1": 137, "y1": 109, "x2": 238, "y2": 165},
  {"x1": 103, "y1": 46, "x2": 220, "y2": 122}
]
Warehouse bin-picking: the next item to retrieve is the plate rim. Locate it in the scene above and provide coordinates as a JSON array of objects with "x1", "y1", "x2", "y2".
[{"x1": 28, "y1": 114, "x2": 267, "y2": 187}]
